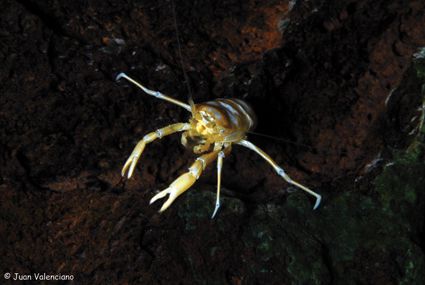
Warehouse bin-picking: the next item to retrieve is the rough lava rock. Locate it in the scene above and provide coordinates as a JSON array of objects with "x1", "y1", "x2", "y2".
[{"x1": 1, "y1": 0, "x2": 425, "y2": 284}]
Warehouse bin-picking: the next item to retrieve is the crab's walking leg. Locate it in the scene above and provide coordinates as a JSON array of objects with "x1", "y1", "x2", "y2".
[
  {"x1": 237, "y1": 140, "x2": 321, "y2": 210},
  {"x1": 211, "y1": 151, "x2": 225, "y2": 219},
  {"x1": 116, "y1": 72, "x2": 192, "y2": 112},
  {"x1": 122, "y1": 123, "x2": 190, "y2": 178},
  {"x1": 150, "y1": 150, "x2": 220, "y2": 212}
]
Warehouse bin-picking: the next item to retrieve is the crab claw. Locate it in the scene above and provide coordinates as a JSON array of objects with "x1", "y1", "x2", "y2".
[
  {"x1": 121, "y1": 153, "x2": 141, "y2": 178},
  {"x1": 121, "y1": 140, "x2": 148, "y2": 178},
  {"x1": 150, "y1": 172, "x2": 197, "y2": 212}
]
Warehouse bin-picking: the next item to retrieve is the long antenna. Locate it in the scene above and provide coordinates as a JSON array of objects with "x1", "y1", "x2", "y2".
[
  {"x1": 247, "y1": 131, "x2": 317, "y2": 151},
  {"x1": 248, "y1": 131, "x2": 340, "y2": 156},
  {"x1": 171, "y1": 0, "x2": 196, "y2": 113}
]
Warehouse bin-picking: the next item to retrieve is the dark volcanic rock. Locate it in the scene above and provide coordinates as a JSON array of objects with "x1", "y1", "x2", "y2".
[{"x1": 0, "y1": 0, "x2": 424, "y2": 284}]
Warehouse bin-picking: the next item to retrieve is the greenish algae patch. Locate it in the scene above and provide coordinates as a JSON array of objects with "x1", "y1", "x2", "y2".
[
  {"x1": 316, "y1": 50, "x2": 425, "y2": 284},
  {"x1": 177, "y1": 190, "x2": 246, "y2": 232}
]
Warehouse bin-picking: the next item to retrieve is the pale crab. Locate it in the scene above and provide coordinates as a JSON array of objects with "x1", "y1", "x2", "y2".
[{"x1": 116, "y1": 72, "x2": 321, "y2": 218}]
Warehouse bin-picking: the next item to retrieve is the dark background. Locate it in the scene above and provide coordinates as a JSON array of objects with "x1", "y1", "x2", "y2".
[{"x1": 1, "y1": 0, "x2": 424, "y2": 284}]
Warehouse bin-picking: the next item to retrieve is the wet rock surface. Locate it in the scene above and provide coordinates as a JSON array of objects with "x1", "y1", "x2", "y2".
[{"x1": 0, "y1": 0, "x2": 424, "y2": 284}]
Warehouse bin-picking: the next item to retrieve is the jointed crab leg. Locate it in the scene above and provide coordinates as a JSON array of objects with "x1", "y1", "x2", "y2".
[
  {"x1": 150, "y1": 150, "x2": 220, "y2": 212},
  {"x1": 122, "y1": 123, "x2": 190, "y2": 178},
  {"x1": 116, "y1": 72, "x2": 192, "y2": 112},
  {"x1": 211, "y1": 150, "x2": 225, "y2": 219},
  {"x1": 237, "y1": 139, "x2": 322, "y2": 210}
]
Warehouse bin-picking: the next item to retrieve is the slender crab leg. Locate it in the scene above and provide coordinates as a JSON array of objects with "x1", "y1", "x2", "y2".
[
  {"x1": 210, "y1": 144, "x2": 233, "y2": 218},
  {"x1": 150, "y1": 150, "x2": 220, "y2": 212},
  {"x1": 116, "y1": 72, "x2": 192, "y2": 112},
  {"x1": 211, "y1": 150, "x2": 225, "y2": 219},
  {"x1": 237, "y1": 139, "x2": 322, "y2": 210},
  {"x1": 122, "y1": 123, "x2": 190, "y2": 178}
]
